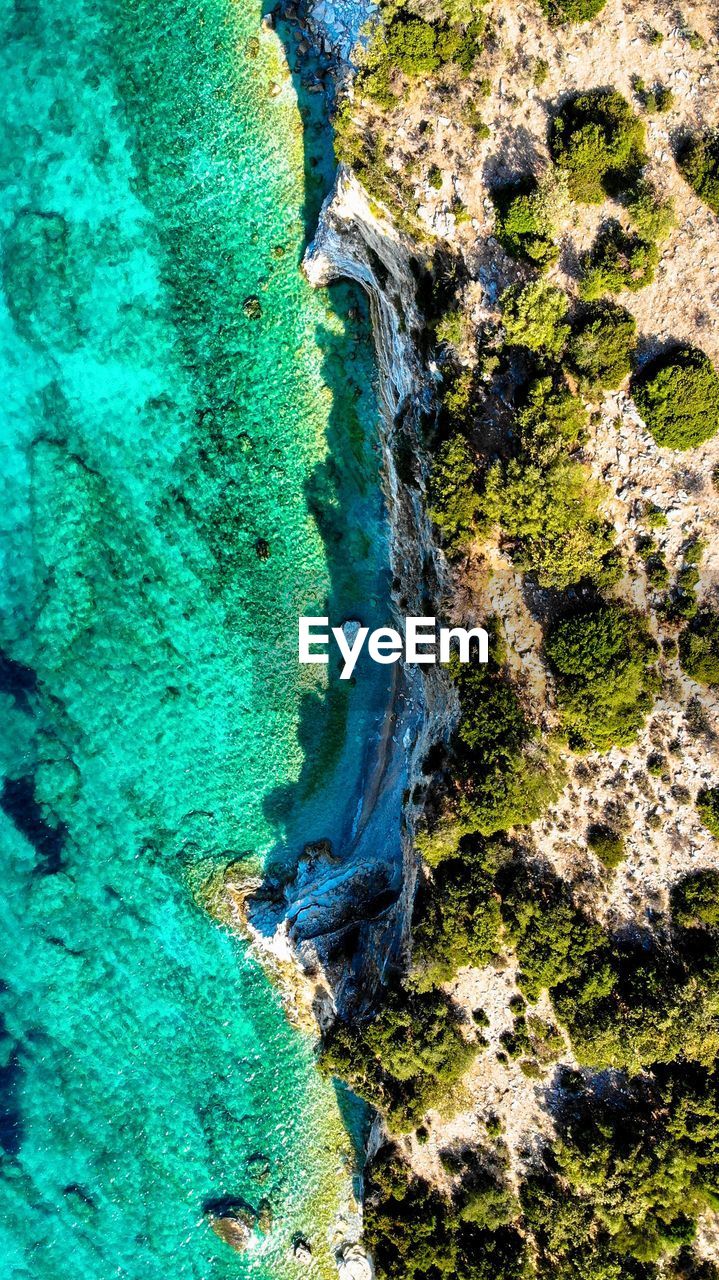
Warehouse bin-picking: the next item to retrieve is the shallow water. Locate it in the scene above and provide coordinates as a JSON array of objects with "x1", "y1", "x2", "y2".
[{"x1": 0, "y1": 0, "x2": 389, "y2": 1275}]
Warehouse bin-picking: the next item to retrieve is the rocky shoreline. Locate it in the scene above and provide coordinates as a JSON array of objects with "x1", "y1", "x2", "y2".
[
  {"x1": 237, "y1": 165, "x2": 452, "y2": 1016},
  {"x1": 222, "y1": 19, "x2": 456, "y2": 1273}
]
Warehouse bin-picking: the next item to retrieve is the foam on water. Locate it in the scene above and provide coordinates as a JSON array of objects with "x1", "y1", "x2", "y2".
[{"x1": 0, "y1": 0, "x2": 389, "y2": 1274}]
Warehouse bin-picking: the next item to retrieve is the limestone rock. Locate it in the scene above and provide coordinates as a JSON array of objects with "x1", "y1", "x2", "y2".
[{"x1": 207, "y1": 1202, "x2": 256, "y2": 1252}]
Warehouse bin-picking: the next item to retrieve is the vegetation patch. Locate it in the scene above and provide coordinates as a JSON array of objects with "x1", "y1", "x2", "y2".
[
  {"x1": 502, "y1": 280, "x2": 570, "y2": 360},
  {"x1": 679, "y1": 608, "x2": 719, "y2": 686},
  {"x1": 696, "y1": 788, "x2": 719, "y2": 841},
  {"x1": 587, "y1": 822, "x2": 625, "y2": 868},
  {"x1": 427, "y1": 434, "x2": 479, "y2": 556},
  {"x1": 579, "y1": 220, "x2": 659, "y2": 299},
  {"x1": 631, "y1": 346, "x2": 719, "y2": 450},
  {"x1": 418, "y1": 635, "x2": 565, "y2": 862},
  {"x1": 677, "y1": 130, "x2": 719, "y2": 215},
  {"x1": 410, "y1": 843, "x2": 503, "y2": 990},
  {"x1": 538, "y1": 0, "x2": 608, "y2": 24},
  {"x1": 672, "y1": 867, "x2": 719, "y2": 927},
  {"x1": 358, "y1": 6, "x2": 486, "y2": 104},
  {"x1": 319, "y1": 984, "x2": 477, "y2": 1131},
  {"x1": 565, "y1": 300, "x2": 637, "y2": 392},
  {"x1": 545, "y1": 603, "x2": 659, "y2": 751},
  {"x1": 549, "y1": 89, "x2": 647, "y2": 203},
  {"x1": 491, "y1": 171, "x2": 569, "y2": 270}
]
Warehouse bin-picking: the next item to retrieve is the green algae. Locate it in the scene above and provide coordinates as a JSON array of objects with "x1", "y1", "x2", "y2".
[{"x1": 0, "y1": 0, "x2": 387, "y2": 1275}]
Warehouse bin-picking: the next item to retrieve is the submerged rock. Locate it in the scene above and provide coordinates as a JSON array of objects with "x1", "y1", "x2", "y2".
[
  {"x1": 246, "y1": 1151, "x2": 271, "y2": 1184},
  {"x1": 258, "y1": 1197, "x2": 273, "y2": 1233},
  {"x1": 243, "y1": 295, "x2": 262, "y2": 319},
  {"x1": 292, "y1": 1235, "x2": 313, "y2": 1264},
  {"x1": 206, "y1": 1201, "x2": 256, "y2": 1253}
]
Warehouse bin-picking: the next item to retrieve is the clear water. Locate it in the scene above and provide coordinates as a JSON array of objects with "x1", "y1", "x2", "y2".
[{"x1": 0, "y1": 0, "x2": 389, "y2": 1275}]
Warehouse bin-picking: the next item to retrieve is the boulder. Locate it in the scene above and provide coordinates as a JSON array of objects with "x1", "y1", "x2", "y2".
[
  {"x1": 292, "y1": 1235, "x2": 313, "y2": 1264},
  {"x1": 337, "y1": 1243, "x2": 375, "y2": 1280},
  {"x1": 207, "y1": 1202, "x2": 256, "y2": 1252},
  {"x1": 243, "y1": 295, "x2": 262, "y2": 319}
]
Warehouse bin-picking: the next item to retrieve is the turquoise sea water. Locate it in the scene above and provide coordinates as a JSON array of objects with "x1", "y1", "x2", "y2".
[{"x1": 0, "y1": 1, "x2": 389, "y2": 1276}]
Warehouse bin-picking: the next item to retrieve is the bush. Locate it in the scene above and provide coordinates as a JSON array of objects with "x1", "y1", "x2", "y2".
[
  {"x1": 545, "y1": 603, "x2": 659, "y2": 751},
  {"x1": 677, "y1": 131, "x2": 719, "y2": 216},
  {"x1": 632, "y1": 346, "x2": 719, "y2": 450},
  {"x1": 565, "y1": 301, "x2": 637, "y2": 392},
  {"x1": 515, "y1": 374, "x2": 588, "y2": 463},
  {"x1": 538, "y1": 0, "x2": 608, "y2": 23},
  {"x1": 696, "y1": 789, "x2": 719, "y2": 840},
  {"x1": 427, "y1": 434, "x2": 478, "y2": 554},
  {"x1": 319, "y1": 985, "x2": 476, "y2": 1130},
  {"x1": 492, "y1": 170, "x2": 569, "y2": 270},
  {"x1": 364, "y1": 1146, "x2": 527, "y2": 1280},
  {"x1": 501, "y1": 280, "x2": 570, "y2": 359},
  {"x1": 680, "y1": 609, "x2": 719, "y2": 686},
  {"x1": 361, "y1": 11, "x2": 486, "y2": 100},
  {"x1": 418, "y1": 639, "x2": 565, "y2": 859},
  {"x1": 501, "y1": 866, "x2": 609, "y2": 1001},
  {"x1": 549, "y1": 89, "x2": 647, "y2": 203},
  {"x1": 579, "y1": 220, "x2": 658, "y2": 299},
  {"x1": 587, "y1": 822, "x2": 625, "y2": 868},
  {"x1": 623, "y1": 178, "x2": 675, "y2": 241},
  {"x1": 411, "y1": 846, "x2": 503, "y2": 989},
  {"x1": 672, "y1": 869, "x2": 719, "y2": 928},
  {"x1": 483, "y1": 457, "x2": 618, "y2": 589},
  {"x1": 552, "y1": 1081, "x2": 705, "y2": 1262}
]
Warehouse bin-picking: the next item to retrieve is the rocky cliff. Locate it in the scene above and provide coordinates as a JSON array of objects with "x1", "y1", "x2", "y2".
[{"x1": 237, "y1": 166, "x2": 456, "y2": 1023}]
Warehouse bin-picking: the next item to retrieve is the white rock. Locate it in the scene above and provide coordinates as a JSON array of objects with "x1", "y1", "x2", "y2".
[{"x1": 337, "y1": 1243, "x2": 375, "y2": 1280}]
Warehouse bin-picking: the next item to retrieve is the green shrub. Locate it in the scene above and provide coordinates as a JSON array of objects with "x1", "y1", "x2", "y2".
[
  {"x1": 645, "y1": 502, "x2": 668, "y2": 528},
  {"x1": 545, "y1": 603, "x2": 659, "y2": 751},
  {"x1": 549, "y1": 89, "x2": 647, "y2": 203},
  {"x1": 632, "y1": 346, "x2": 719, "y2": 450},
  {"x1": 579, "y1": 220, "x2": 659, "y2": 299},
  {"x1": 680, "y1": 609, "x2": 719, "y2": 686},
  {"x1": 501, "y1": 867, "x2": 608, "y2": 1000},
  {"x1": 435, "y1": 309, "x2": 467, "y2": 350},
  {"x1": 552, "y1": 1082, "x2": 705, "y2": 1262},
  {"x1": 501, "y1": 280, "x2": 570, "y2": 359},
  {"x1": 646, "y1": 554, "x2": 669, "y2": 589},
  {"x1": 427, "y1": 434, "x2": 478, "y2": 554},
  {"x1": 364, "y1": 1146, "x2": 527, "y2": 1280},
  {"x1": 492, "y1": 171, "x2": 569, "y2": 270},
  {"x1": 418, "y1": 640, "x2": 565, "y2": 858},
  {"x1": 565, "y1": 300, "x2": 637, "y2": 392},
  {"x1": 654, "y1": 86, "x2": 675, "y2": 113},
  {"x1": 587, "y1": 823, "x2": 625, "y2": 868},
  {"x1": 678, "y1": 131, "x2": 719, "y2": 215},
  {"x1": 672, "y1": 868, "x2": 719, "y2": 927},
  {"x1": 624, "y1": 178, "x2": 676, "y2": 241},
  {"x1": 484, "y1": 457, "x2": 618, "y2": 589},
  {"x1": 320, "y1": 985, "x2": 476, "y2": 1130},
  {"x1": 515, "y1": 374, "x2": 588, "y2": 463},
  {"x1": 411, "y1": 847, "x2": 503, "y2": 989},
  {"x1": 361, "y1": 12, "x2": 486, "y2": 100},
  {"x1": 533, "y1": 57, "x2": 549, "y2": 87},
  {"x1": 538, "y1": 0, "x2": 607, "y2": 23},
  {"x1": 696, "y1": 788, "x2": 719, "y2": 840}
]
